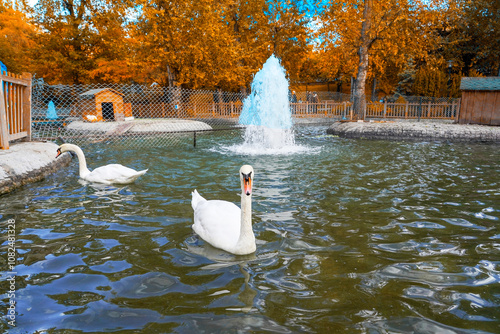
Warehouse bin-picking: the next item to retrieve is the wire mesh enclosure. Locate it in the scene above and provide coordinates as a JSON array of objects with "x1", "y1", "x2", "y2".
[
  {"x1": 30, "y1": 80, "x2": 461, "y2": 148},
  {"x1": 31, "y1": 82, "x2": 250, "y2": 147}
]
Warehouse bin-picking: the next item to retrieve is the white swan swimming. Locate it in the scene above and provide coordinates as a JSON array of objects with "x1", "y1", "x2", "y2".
[
  {"x1": 191, "y1": 165, "x2": 256, "y2": 255},
  {"x1": 56, "y1": 143, "x2": 147, "y2": 185}
]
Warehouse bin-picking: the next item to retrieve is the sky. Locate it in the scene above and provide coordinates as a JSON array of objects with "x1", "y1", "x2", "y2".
[{"x1": 27, "y1": 0, "x2": 326, "y2": 13}]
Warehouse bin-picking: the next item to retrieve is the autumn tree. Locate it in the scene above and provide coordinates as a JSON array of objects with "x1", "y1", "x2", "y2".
[
  {"x1": 134, "y1": 0, "x2": 253, "y2": 89},
  {"x1": 133, "y1": 0, "x2": 311, "y2": 91},
  {"x1": 439, "y1": 0, "x2": 500, "y2": 77},
  {"x1": 0, "y1": 0, "x2": 36, "y2": 74},
  {"x1": 411, "y1": 65, "x2": 463, "y2": 97},
  {"x1": 265, "y1": 1, "x2": 312, "y2": 84},
  {"x1": 318, "y1": 0, "x2": 442, "y2": 118},
  {"x1": 30, "y1": 0, "x2": 133, "y2": 84}
]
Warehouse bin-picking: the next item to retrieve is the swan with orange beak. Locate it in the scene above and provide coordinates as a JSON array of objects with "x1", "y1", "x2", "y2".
[{"x1": 191, "y1": 165, "x2": 256, "y2": 255}]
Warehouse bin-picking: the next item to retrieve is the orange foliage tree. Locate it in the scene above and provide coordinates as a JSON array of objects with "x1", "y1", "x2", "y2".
[
  {"x1": 133, "y1": 0, "x2": 311, "y2": 91},
  {"x1": 438, "y1": 0, "x2": 500, "y2": 77},
  {"x1": 0, "y1": 0, "x2": 36, "y2": 74},
  {"x1": 30, "y1": 0, "x2": 134, "y2": 84},
  {"x1": 3, "y1": 0, "x2": 494, "y2": 95},
  {"x1": 317, "y1": 0, "x2": 443, "y2": 117}
]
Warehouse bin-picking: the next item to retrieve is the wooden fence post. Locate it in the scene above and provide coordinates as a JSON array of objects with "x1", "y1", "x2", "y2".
[
  {"x1": 455, "y1": 98, "x2": 461, "y2": 122},
  {"x1": 0, "y1": 79, "x2": 9, "y2": 150},
  {"x1": 22, "y1": 72, "x2": 32, "y2": 141},
  {"x1": 0, "y1": 78, "x2": 9, "y2": 149}
]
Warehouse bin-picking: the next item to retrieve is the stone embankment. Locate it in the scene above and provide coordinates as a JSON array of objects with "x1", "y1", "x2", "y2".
[
  {"x1": 327, "y1": 121, "x2": 500, "y2": 142},
  {"x1": 0, "y1": 141, "x2": 71, "y2": 195}
]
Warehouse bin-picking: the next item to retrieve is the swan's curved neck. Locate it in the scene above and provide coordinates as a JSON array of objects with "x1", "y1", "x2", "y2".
[
  {"x1": 237, "y1": 193, "x2": 255, "y2": 249},
  {"x1": 67, "y1": 145, "x2": 90, "y2": 177}
]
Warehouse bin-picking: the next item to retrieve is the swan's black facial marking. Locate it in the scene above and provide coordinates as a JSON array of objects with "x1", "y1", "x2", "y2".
[
  {"x1": 56, "y1": 148, "x2": 62, "y2": 158},
  {"x1": 242, "y1": 171, "x2": 252, "y2": 180}
]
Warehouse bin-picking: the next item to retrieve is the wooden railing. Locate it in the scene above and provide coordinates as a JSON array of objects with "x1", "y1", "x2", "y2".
[
  {"x1": 366, "y1": 100, "x2": 461, "y2": 120},
  {"x1": 127, "y1": 101, "x2": 245, "y2": 119},
  {"x1": 123, "y1": 100, "x2": 459, "y2": 121},
  {"x1": 0, "y1": 72, "x2": 32, "y2": 149},
  {"x1": 292, "y1": 101, "x2": 353, "y2": 118},
  {"x1": 290, "y1": 100, "x2": 459, "y2": 120}
]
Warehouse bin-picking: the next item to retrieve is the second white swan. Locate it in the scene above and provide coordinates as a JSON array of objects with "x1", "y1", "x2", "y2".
[
  {"x1": 191, "y1": 165, "x2": 256, "y2": 255},
  {"x1": 56, "y1": 143, "x2": 147, "y2": 185}
]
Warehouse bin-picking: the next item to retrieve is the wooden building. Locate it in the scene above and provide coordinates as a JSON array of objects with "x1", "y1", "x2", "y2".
[
  {"x1": 75, "y1": 88, "x2": 132, "y2": 122},
  {"x1": 458, "y1": 77, "x2": 500, "y2": 125}
]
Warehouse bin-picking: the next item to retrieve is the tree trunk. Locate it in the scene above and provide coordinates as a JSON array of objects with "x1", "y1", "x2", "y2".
[{"x1": 352, "y1": 0, "x2": 373, "y2": 120}]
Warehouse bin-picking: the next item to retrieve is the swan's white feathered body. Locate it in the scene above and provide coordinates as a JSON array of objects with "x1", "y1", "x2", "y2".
[
  {"x1": 82, "y1": 164, "x2": 147, "y2": 184},
  {"x1": 191, "y1": 165, "x2": 256, "y2": 255},
  {"x1": 56, "y1": 143, "x2": 147, "y2": 185}
]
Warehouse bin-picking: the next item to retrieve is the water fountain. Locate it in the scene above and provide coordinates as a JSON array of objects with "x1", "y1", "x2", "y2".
[
  {"x1": 47, "y1": 100, "x2": 58, "y2": 120},
  {"x1": 234, "y1": 55, "x2": 306, "y2": 155}
]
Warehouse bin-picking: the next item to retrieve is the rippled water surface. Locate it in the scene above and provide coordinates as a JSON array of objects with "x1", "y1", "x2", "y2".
[{"x1": 1, "y1": 126, "x2": 499, "y2": 333}]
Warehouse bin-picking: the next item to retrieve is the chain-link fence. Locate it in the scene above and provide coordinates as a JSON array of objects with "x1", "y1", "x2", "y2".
[
  {"x1": 31, "y1": 80, "x2": 461, "y2": 148},
  {"x1": 31, "y1": 81, "x2": 252, "y2": 147}
]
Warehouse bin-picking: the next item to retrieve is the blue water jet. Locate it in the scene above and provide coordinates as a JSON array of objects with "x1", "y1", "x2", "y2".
[
  {"x1": 238, "y1": 55, "x2": 296, "y2": 151},
  {"x1": 239, "y1": 55, "x2": 292, "y2": 129},
  {"x1": 47, "y1": 101, "x2": 58, "y2": 120}
]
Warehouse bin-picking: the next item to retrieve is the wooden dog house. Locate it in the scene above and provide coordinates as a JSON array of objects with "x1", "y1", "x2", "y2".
[{"x1": 77, "y1": 88, "x2": 132, "y2": 122}]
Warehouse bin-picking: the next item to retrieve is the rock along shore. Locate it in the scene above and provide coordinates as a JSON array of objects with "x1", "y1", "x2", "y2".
[
  {"x1": 0, "y1": 141, "x2": 71, "y2": 195},
  {"x1": 327, "y1": 121, "x2": 500, "y2": 143}
]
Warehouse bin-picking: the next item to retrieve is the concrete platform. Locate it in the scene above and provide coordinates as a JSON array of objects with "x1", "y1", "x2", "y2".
[
  {"x1": 0, "y1": 141, "x2": 71, "y2": 195},
  {"x1": 327, "y1": 121, "x2": 500, "y2": 142},
  {"x1": 66, "y1": 119, "x2": 213, "y2": 135}
]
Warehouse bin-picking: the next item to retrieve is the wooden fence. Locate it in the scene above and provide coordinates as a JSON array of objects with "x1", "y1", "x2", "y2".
[
  {"x1": 291, "y1": 100, "x2": 460, "y2": 120},
  {"x1": 126, "y1": 100, "x2": 459, "y2": 121},
  {"x1": 130, "y1": 101, "x2": 244, "y2": 119},
  {"x1": 0, "y1": 72, "x2": 32, "y2": 149},
  {"x1": 292, "y1": 101, "x2": 352, "y2": 118},
  {"x1": 366, "y1": 100, "x2": 461, "y2": 120}
]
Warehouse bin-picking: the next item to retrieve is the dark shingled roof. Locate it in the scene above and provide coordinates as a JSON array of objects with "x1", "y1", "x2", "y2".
[{"x1": 460, "y1": 77, "x2": 500, "y2": 91}]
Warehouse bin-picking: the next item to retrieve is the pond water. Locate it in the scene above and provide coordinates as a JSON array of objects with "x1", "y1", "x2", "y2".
[{"x1": 1, "y1": 125, "x2": 499, "y2": 333}]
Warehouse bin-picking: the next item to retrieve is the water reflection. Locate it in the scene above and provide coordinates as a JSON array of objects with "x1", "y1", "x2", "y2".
[{"x1": 0, "y1": 126, "x2": 499, "y2": 333}]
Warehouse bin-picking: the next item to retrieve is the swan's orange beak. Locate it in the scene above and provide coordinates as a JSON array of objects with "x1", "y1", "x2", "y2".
[
  {"x1": 244, "y1": 177, "x2": 252, "y2": 196},
  {"x1": 56, "y1": 148, "x2": 62, "y2": 158},
  {"x1": 242, "y1": 171, "x2": 252, "y2": 196}
]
